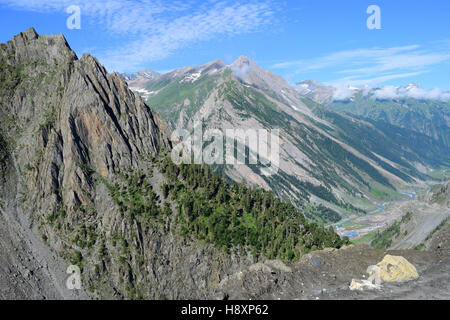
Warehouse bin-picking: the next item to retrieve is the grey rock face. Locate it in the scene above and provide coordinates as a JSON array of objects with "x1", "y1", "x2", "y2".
[
  {"x1": 1, "y1": 28, "x2": 264, "y2": 300},
  {"x1": 0, "y1": 28, "x2": 207, "y2": 299}
]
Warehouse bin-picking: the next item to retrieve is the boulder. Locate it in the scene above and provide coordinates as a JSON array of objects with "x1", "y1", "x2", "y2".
[
  {"x1": 376, "y1": 255, "x2": 419, "y2": 283},
  {"x1": 349, "y1": 255, "x2": 419, "y2": 291},
  {"x1": 349, "y1": 279, "x2": 381, "y2": 291}
]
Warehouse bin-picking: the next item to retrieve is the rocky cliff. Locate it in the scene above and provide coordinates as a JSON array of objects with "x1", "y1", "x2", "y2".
[
  {"x1": 0, "y1": 28, "x2": 243, "y2": 299},
  {"x1": 0, "y1": 28, "x2": 347, "y2": 300}
]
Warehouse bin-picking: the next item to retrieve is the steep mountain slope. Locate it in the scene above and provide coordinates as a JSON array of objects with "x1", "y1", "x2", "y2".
[
  {"x1": 0, "y1": 27, "x2": 171, "y2": 299},
  {"x1": 126, "y1": 58, "x2": 450, "y2": 223},
  {"x1": 0, "y1": 28, "x2": 348, "y2": 300}
]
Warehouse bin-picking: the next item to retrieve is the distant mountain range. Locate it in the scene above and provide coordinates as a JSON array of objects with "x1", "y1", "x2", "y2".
[
  {"x1": 296, "y1": 81, "x2": 450, "y2": 104},
  {"x1": 295, "y1": 81, "x2": 450, "y2": 148},
  {"x1": 123, "y1": 57, "x2": 450, "y2": 223}
]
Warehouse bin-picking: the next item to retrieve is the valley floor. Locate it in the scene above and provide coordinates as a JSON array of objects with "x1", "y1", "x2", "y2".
[{"x1": 336, "y1": 193, "x2": 450, "y2": 248}]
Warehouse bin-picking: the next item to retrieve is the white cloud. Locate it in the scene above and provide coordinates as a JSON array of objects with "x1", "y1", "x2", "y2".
[
  {"x1": 370, "y1": 86, "x2": 399, "y2": 100},
  {"x1": 101, "y1": 1, "x2": 275, "y2": 71},
  {"x1": 332, "y1": 86, "x2": 356, "y2": 101},
  {"x1": 273, "y1": 44, "x2": 450, "y2": 89},
  {"x1": 231, "y1": 62, "x2": 250, "y2": 80},
  {"x1": 272, "y1": 45, "x2": 424, "y2": 71},
  {"x1": 0, "y1": 0, "x2": 275, "y2": 71},
  {"x1": 329, "y1": 83, "x2": 450, "y2": 102},
  {"x1": 371, "y1": 85, "x2": 450, "y2": 101}
]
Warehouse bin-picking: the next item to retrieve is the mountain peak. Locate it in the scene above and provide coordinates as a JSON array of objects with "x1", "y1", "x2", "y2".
[
  {"x1": 235, "y1": 55, "x2": 255, "y2": 63},
  {"x1": 6, "y1": 27, "x2": 76, "y2": 69},
  {"x1": 230, "y1": 56, "x2": 292, "y2": 94},
  {"x1": 17, "y1": 27, "x2": 39, "y2": 41},
  {"x1": 404, "y1": 83, "x2": 421, "y2": 91},
  {"x1": 24, "y1": 27, "x2": 38, "y2": 38},
  {"x1": 231, "y1": 55, "x2": 257, "y2": 69},
  {"x1": 295, "y1": 80, "x2": 335, "y2": 104},
  {"x1": 200, "y1": 58, "x2": 226, "y2": 73},
  {"x1": 208, "y1": 58, "x2": 226, "y2": 67},
  {"x1": 120, "y1": 69, "x2": 161, "y2": 82}
]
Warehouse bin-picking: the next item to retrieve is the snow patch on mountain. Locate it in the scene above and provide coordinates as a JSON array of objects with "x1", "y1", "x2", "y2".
[
  {"x1": 181, "y1": 72, "x2": 202, "y2": 83},
  {"x1": 129, "y1": 87, "x2": 156, "y2": 99}
]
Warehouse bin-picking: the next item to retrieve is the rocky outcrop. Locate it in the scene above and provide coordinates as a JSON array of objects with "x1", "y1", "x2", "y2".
[
  {"x1": 1, "y1": 28, "x2": 248, "y2": 299},
  {"x1": 350, "y1": 254, "x2": 419, "y2": 291},
  {"x1": 1, "y1": 27, "x2": 171, "y2": 223},
  {"x1": 427, "y1": 180, "x2": 450, "y2": 207}
]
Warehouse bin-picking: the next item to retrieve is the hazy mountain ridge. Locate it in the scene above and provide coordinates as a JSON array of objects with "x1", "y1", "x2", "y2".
[
  {"x1": 296, "y1": 81, "x2": 450, "y2": 148},
  {"x1": 296, "y1": 81, "x2": 450, "y2": 104}
]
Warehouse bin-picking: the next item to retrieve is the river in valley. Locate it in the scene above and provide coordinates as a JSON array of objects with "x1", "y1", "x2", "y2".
[{"x1": 333, "y1": 192, "x2": 417, "y2": 239}]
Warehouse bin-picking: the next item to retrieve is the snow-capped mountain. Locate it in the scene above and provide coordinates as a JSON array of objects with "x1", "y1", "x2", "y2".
[
  {"x1": 295, "y1": 80, "x2": 335, "y2": 104},
  {"x1": 119, "y1": 69, "x2": 161, "y2": 82}
]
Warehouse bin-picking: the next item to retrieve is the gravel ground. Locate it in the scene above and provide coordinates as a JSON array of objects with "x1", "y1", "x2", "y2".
[{"x1": 0, "y1": 156, "x2": 88, "y2": 300}]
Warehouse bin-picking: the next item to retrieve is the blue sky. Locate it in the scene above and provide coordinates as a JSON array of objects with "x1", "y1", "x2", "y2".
[{"x1": 1, "y1": 0, "x2": 449, "y2": 91}]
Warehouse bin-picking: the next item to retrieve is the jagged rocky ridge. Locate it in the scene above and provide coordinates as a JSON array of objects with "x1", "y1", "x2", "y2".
[
  {"x1": 0, "y1": 27, "x2": 177, "y2": 299},
  {"x1": 0, "y1": 29, "x2": 351, "y2": 299}
]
